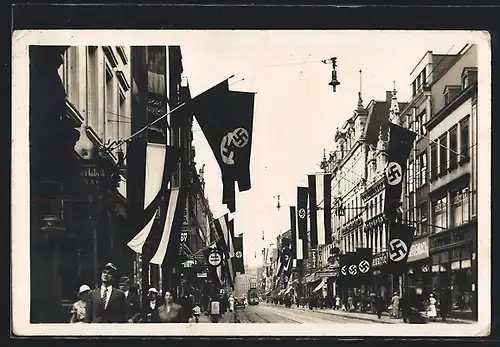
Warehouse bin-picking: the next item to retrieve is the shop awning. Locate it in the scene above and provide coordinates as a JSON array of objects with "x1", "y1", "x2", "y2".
[{"x1": 312, "y1": 278, "x2": 325, "y2": 293}]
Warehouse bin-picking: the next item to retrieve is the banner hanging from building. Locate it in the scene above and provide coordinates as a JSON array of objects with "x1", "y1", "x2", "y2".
[
  {"x1": 297, "y1": 187, "x2": 309, "y2": 259},
  {"x1": 308, "y1": 173, "x2": 333, "y2": 248},
  {"x1": 127, "y1": 146, "x2": 181, "y2": 255},
  {"x1": 387, "y1": 222, "x2": 415, "y2": 275},
  {"x1": 384, "y1": 122, "x2": 416, "y2": 219},
  {"x1": 191, "y1": 80, "x2": 256, "y2": 213},
  {"x1": 233, "y1": 234, "x2": 245, "y2": 274}
]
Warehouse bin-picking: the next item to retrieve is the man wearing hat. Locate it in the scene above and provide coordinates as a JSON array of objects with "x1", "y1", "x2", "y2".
[
  {"x1": 84, "y1": 263, "x2": 128, "y2": 323},
  {"x1": 118, "y1": 276, "x2": 141, "y2": 323}
]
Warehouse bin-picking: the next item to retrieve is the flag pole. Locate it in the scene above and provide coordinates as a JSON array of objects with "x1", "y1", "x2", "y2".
[{"x1": 108, "y1": 75, "x2": 235, "y2": 152}]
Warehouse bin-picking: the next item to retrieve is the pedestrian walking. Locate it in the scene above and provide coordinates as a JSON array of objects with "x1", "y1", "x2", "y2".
[
  {"x1": 70, "y1": 284, "x2": 91, "y2": 323},
  {"x1": 84, "y1": 263, "x2": 128, "y2": 323},
  {"x1": 228, "y1": 294, "x2": 235, "y2": 312},
  {"x1": 335, "y1": 295, "x2": 341, "y2": 310},
  {"x1": 390, "y1": 292, "x2": 400, "y2": 319},
  {"x1": 118, "y1": 276, "x2": 141, "y2": 323},
  {"x1": 440, "y1": 289, "x2": 451, "y2": 321},
  {"x1": 428, "y1": 293, "x2": 438, "y2": 321},
  {"x1": 139, "y1": 287, "x2": 161, "y2": 323},
  {"x1": 375, "y1": 294, "x2": 385, "y2": 319},
  {"x1": 192, "y1": 302, "x2": 201, "y2": 323},
  {"x1": 157, "y1": 290, "x2": 184, "y2": 323}
]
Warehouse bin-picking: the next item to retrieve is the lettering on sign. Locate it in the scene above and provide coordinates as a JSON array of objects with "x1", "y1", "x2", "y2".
[
  {"x1": 81, "y1": 164, "x2": 106, "y2": 186},
  {"x1": 372, "y1": 252, "x2": 388, "y2": 268},
  {"x1": 407, "y1": 237, "x2": 429, "y2": 263},
  {"x1": 180, "y1": 232, "x2": 188, "y2": 243}
]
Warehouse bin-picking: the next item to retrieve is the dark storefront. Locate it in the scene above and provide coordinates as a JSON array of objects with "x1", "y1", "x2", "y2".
[
  {"x1": 428, "y1": 222, "x2": 477, "y2": 317},
  {"x1": 370, "y1": 252, "x2": 394, "y2": 304},
  {"x1": 404, "y1": 236, "x2": 432, "y2": 296}
]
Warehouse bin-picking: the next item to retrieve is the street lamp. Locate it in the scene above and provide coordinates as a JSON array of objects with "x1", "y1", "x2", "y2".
[{"x1": 322, "y1": 57, "x2": 340, "y2": 92}]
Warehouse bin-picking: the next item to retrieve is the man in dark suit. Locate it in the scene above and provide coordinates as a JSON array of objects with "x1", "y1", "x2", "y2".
[
  {"x1": 118, "y1": 276, "x2": 141, "y2": 323},
  {"x1": 84, "y1": 263, "x2": 128, "y2": 323}
]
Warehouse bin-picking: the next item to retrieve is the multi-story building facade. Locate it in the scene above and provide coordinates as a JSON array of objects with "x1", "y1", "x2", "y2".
[
  {"x1": 55, "y1": 46, "x2": 134, "y2": 319},
  {"x1": 425, "y1": 44, "x2": 478, "y2": 319},
  {"x1": 397, "y1": 44, "x2": 478, "y2": 319},
  {"x1": 361, "y1": 90, "x2": 408, "y2": 300},
  {"x1": 399, "y1": 46, "x2": 466, "y2": 299},
  {"x1": 329, "y1": 95, "x2": 369, "y2": 298}
]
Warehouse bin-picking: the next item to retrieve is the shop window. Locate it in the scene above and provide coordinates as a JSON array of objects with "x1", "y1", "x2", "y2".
[
  {"x1": 439, "y1": 251, "x2": 449, "y2": 263},
  {"x1": 461, "y1": 247, "x2": 471, "y2": 260},
  {"x1": 452, "y1": 187, "x2": 470, "y2": 227},
  {"x1": 432, "y1": 196, "x2": 447, "y2": 233},
  {"x1": 418, "y1": 152, "x2": 427, "y2": 186},
  {"x1": 451, "y1": 248, "x2": 461, "y2": 261}
]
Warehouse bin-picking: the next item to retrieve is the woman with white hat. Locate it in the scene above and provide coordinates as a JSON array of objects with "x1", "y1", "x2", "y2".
[{"x1": 70, "y1": 284, "x2": 91, "y2": 323}]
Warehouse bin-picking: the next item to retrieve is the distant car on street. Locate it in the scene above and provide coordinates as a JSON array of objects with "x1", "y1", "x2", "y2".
[{"x1": 235, "y1": 297, "x2": 246, "y2": 309}]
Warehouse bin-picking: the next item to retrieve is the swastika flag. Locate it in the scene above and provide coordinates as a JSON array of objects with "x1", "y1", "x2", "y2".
[
  {"x1": 387, "y1": 222, "x2": 415, "y2": 275},
  {"x1": 384, "y1": 122, "x2": 417, "y2": 219},
  {"x1": 191, "y1": 79, "x2": 256, "y2": 213}
]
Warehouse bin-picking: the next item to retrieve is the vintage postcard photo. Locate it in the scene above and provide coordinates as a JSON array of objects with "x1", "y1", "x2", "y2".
[{"x1": 11, "y1": 30, "x2": 491, "y2": 337}]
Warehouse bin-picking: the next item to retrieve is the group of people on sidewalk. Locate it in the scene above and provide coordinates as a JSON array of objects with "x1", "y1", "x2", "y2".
[
  {"x1": 69, "y1": 262, "x2": 202, "y2": 324},
  {"x1": 265, "y1": 287, "x2": 453, "y2": 322}
]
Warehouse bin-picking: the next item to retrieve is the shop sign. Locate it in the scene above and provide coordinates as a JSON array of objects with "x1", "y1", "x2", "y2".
[
  {"x1": 197, "y1": 272, "x2": 208, "y2": 278},
  {"x1": 182, "y1": 226, "x2": 196, "y2": 235},
  {"x1": 81, "y1": 163, "x2": 106, "y2": 186},
  {"x1": 372, "y1": 252, "x2": 388, "y2": 268},
  {"x1": 407, "y1": 237, "x2": 429, "y2": 263}
]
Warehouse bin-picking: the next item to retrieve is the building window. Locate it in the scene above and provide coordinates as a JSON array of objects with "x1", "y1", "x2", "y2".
[
  {"x1": 430, "y1": 144, "x2": 438, "y2": 181},
  {"x1": 449, "y1": 125, "x2": 458, "y2": 170},
  {"x1": 460, "y1": 117, "x2": 470, "y2": 161},
  {"x1": 408, "y1": 160, "x2": 414, "y2": 193},
  {"x1": 439, "y1": 134, "x2": 448, "y2": 176},
  {"x1": 422, "y1": 67, "x2": 427, "y2": 87},
  {"x1": 65, "y1": 47, "x2": 79, "y2": 107},
  {"x1": 418, "y1": 152, "x2": 427, "y2": 186},
  {"x1": 452, "y1": 187, "x2": 470, "y2": 227},
  {"x1": 462, "y1": 73, "x2": 469, "y2": 90},
  {"x1": 87, "y1": 46, "x2": 100, "y2": 136},
  {"x1": 412, "y1": 81, "x2": 417, "y2": 96},
  {"x1": 432, "y1": 196, "x2": 447, "y2": 233},
  {"x1": 418, "y1": 201, "x2": 428, "y2": 236},
  {"x1": 416, "y1": 111, "x2": 427, "y2": 135},
  {"x1": 105, "y1": 65, "x2": 115, "y2": 143}
]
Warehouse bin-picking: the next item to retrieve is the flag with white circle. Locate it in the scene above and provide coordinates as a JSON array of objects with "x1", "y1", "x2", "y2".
[{"x1": 387, "y1": 222, "x2": 415, "y2": 275}]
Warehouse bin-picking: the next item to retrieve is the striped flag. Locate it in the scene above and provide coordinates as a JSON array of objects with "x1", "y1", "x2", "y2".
[
  {"x1": 127, "y1": 145, "x2": 181, "y2": 254},
  {"x1": 308, "y1": 173, "x2": 333, "y2": 247}
]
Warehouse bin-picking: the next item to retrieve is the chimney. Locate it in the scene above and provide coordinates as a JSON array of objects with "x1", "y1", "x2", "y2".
[{"x1": 386, "y1": 91, "x2": 393, "y2": 103}]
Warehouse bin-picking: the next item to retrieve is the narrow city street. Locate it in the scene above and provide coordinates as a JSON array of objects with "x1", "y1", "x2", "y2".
[
  {"x1": 234, "y1": 303, "x2": 382, "y2": 323},
  {"x1": 228, "y1": 302, "x2": 474, "y2": 324}
]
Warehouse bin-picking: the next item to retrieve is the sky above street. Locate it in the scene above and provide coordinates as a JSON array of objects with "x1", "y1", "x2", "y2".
[{"x1": 176, "y1": 30, "x2": 483, "y2": 267}]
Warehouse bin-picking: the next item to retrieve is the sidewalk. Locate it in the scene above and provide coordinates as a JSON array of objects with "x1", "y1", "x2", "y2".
[
  {"x1": 197, "y1": 311, "x2": 236, "y2": 323},
  {"x1": 295, "y1": 307, "x2": 474, "y2": 324}
]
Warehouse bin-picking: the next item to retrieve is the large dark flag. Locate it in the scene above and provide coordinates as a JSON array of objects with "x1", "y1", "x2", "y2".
[
  {"x1": 387, "y1": 222, "x2": 415, "y2": 275},
  {"x1": 384, "y1": 123, "x2": 416, "y2": 219},
  {"x1": 191, "y1": 80, "x2": 256, "y2": 213},
  {"x1": 308, "y1": 174, "x2": 333, "y2": 248},
  {"x1": 290, "y1": 206, "x2": 303, "y2": 264},
  {"x1": 297, "y1": 187, "x2": 309, "y2": 259},
  {"x1": 355, "y1": 247, "x2": 373, "y2": 285},
  {"x1": 233, "y1": 234, "x2": 245, "y2": 274}
]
